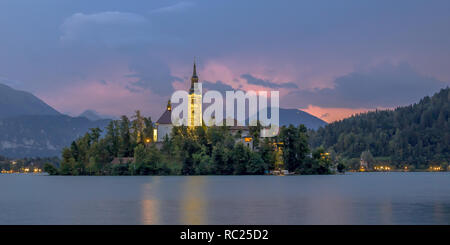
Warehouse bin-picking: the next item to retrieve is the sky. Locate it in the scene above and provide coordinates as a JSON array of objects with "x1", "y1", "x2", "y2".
[{"x1": 0, "y1": 0, "x2": 449, "y2": 122}]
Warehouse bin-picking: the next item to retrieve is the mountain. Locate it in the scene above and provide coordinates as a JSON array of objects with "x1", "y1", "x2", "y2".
[
  {"x1": 79, "y1": 109, "x2": 116, "y2": 121},
  {"x1": 0, "y1": 83, "x2": 61, "y2": 118},
  {"x1": 0, "y1": 115, "x2": 110, "y2": 158},
  {"x1": 309, "y1": 87, "x2": 450, "y2": 168},
  {"x1": 79, "y1": 110, "x2": 103, "y2": 121},
  {"x1": 250, "y1": 107, "x2": 327, "y2": 130},
  {"x1": 279, "y1": 108, "x2": 327, "y2": 129},
  {"x1": 0, "y1": 83, "x2": 110, "y2": 158}
]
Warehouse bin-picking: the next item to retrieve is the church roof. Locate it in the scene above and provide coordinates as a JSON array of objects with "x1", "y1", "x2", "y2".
[{"x1": 156, "y1": 109, "x2": 172, "y2": 124}]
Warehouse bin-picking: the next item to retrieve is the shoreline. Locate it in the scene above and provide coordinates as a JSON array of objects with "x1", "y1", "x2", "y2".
[{"x1": 1, "y1": 171, "x2": 449, "y2": 176}]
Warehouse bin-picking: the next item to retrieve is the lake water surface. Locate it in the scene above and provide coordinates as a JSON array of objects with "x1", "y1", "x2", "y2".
[{"x1": 1, "y1": 172, "x2": 450, "y2": 224}]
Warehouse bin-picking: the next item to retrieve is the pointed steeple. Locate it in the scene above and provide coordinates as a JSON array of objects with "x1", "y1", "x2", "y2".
[
  {"x1": 192, "y1": 57, "x2": 198, "y2": 78},
  {"x1": 190, "y1": 57, "x2": 199, "y2": 93}
]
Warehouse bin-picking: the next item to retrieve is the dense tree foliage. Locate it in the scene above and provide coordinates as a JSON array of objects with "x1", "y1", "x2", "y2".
[
  {"x1": 47, "y1": 109, "x2": 330, "y2": 175},
  {"x1": 309, "y1": 88, "x2": 450, "y2": 169}
]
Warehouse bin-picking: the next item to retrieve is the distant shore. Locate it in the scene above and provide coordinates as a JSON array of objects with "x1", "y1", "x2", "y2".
[{"x1": 1, "y1": 171, "x2": 449, "y2": 176}]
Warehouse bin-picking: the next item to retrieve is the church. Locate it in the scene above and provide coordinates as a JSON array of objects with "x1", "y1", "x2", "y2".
[{"x1": 154, "y1": 61, "x2": 253, "y2": 148}]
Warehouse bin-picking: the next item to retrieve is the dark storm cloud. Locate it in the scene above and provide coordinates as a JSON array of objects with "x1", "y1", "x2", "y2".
[
  {"x1": 202, "y1": 80, "x2": 235, "y2": 93},
  {"x1": 289, "y1": 63, "x2": 450, "y2": 108},
  {"x1": 1, "y1": 0, "x2": 450, "y2": 118},
  {"x1": 60, "y1": 12, "x2": 152, "y2": 46},
  {"x1": 240, "y1": 74, "x2": 298, "y2": 89},
  {"x1": 126, "y1": 58, "x2": 182, "y2": 96}
]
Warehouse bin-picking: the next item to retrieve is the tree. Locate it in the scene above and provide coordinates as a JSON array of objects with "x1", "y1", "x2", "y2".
[
  {"x1": 105, "y1": 120, "x2": 120, "y2": 157},
  {"x1": 232, "y1": 143, "x2": 251, "y2": 175},
  {"x1": 89, "y1": 127, "x2": 102, "y2": 143},
  {"x1": 247, "y1": 152, "x2": 267, "y2": 174},
  {"x1": 211, "y1": 144, "x2": 231, "y2": 174},
  {"x1": 119, "y1": 116, "x2": 132, "y2": 157},
  {"x1": 43, "y1": 163, "x2": 58, "y2": 175},
  {"x1": 131, "y1": 110, "x2": 145, "y2": 144},
  {"x1": 59, "y1": 148, "x2": 74, "y2": 175},
  {"x1": 336, "y1": 160, "x2": 346, "y2": 173},
  {"x1": 70, "y1": 141, "x2": 80, "y2": 162},
  {"x1": 143, "y1": 117, "x2": 154, "y2": 142},
  {"x1": 193, "y1": 146, "x2": 212, "y2": 175},
  {"x1": 260, "y1": 138, "x2": 276, "y2": 170},
  {"x1": 279, "y1": 125, "x2": 309, "y2": 172},
  {"x1": 249, "y1": 121, "x2": 262, "y2": 150}
]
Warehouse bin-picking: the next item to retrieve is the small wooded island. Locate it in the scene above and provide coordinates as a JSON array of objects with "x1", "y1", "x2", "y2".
[{"x1": 44, "y1": 122, "x2": 336, "y2": 176}]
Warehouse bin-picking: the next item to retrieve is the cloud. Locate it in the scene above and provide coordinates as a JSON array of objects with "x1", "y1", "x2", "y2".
[
  {"x1": 0, "y1": 77, "x2": 22, "y2": 88},
  {"x1": 126, "y1": 57, "x2": 181, "y2": 96},
  {"x1": 288, "y1": 62, "x2": 450, "y2": 109},
  {"x1": 240, "y1": 74, "x2": 298, "y2": 89},
  {"x1": 41, "y1": 76, "x2": 167, "y2": 118},
  {"x1": 151, "y1": 2, "x2": 194, "y2": 13},
  {"x1": 60, "y1": 12, "x2": 151, "y2": 46},
  {"x1": 202, "y1": 80, "x2": 235, "y2": 93}
]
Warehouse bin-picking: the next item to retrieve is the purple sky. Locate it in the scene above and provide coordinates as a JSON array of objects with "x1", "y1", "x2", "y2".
[{"x1": 0, "y1": 0, "x2": 449, "y2": 122}]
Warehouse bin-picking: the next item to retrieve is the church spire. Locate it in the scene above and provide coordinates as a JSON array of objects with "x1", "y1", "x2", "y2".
[
  {"x1": 192, "y1": 57, "x2": 198, "y2": 78},
  {"x1": 190, "y1": 57, "x2": 199, "y2": 93}
]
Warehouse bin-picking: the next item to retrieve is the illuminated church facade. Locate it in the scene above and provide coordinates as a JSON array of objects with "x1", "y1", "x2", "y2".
[
  {"x1": 155, "y1": 61, "x2": 203, "y2": 142},
  {"x1": 155, "y1": 61, "x2": 252, "y2": 147}
]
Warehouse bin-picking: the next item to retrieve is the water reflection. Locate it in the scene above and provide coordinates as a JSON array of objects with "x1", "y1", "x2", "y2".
[
  {"x1": 380, "y1": 200, "x2": 393, "y2": 224},
  {"x1": 141, "y1": 177, "x2": 160, "y2": 225},
  {"x1": 4, "y1": 173, "x2": 450, "y2": 224},
  {"x1": 180, "y1": 176, "x2": 207, "y2": 224},
  {"x1": 141, "y1": 199, "x2": 159, "y2": 225},
  {"x1": 433, "y1": 202, "x2": 445, "y2": 224}
]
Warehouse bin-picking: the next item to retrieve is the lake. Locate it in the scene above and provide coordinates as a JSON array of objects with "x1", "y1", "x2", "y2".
[{"x1": 1, "y1": 172, "x2": 450, "y2": 225}]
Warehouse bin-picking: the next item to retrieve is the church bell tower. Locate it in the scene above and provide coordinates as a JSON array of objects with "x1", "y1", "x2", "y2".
[{"x1": 188, "y1": 58, "x2": 202, "y2": 127}]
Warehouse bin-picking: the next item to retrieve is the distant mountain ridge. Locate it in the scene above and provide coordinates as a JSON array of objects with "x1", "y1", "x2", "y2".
[
  {"x1": 0, "y1": 83, "x2": 110, "y2": 157},
  {"x1": 250, "y1": 107, "x2": 327, "y2": 130},
  {"x1": 279, "y1": 108, "x2": 327, "y2": 129},
  {"x1": 0, "y1": 115, "x2": 110, "y2": 158},
  {"x1": 0, "y1": 83, "x2": 60, "y2": 118},
  {"x1": 79, "y1": 109, "x2": 117, "y2": 121}
]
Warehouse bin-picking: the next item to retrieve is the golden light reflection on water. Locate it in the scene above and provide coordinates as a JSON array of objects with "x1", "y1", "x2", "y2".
[
  {"x1": 141, "y1": 177, "x2": 161, "y2": 225},
  {"x1": 141, "y1": 199, "x2": 159, "y2": 225},
  {"x1": 180, "y1": 176, "x2": 207, "y2": 225}
]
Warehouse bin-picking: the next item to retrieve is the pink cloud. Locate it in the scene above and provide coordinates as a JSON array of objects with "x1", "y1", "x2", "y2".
[
  {"x1": 302, "y1": 105, "x2": 392, "y2": 123},
  {"x1": 38, "y1": 66, "x2": 168, "y2": 119}
]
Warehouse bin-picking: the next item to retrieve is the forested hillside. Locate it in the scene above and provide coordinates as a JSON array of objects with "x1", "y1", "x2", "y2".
[
  {"x1": 0, "y1": 115, "x2": 110, "y2": 157},
  {"x1": 309, "y1": 87, "x2": 449, "y2": 168}
]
